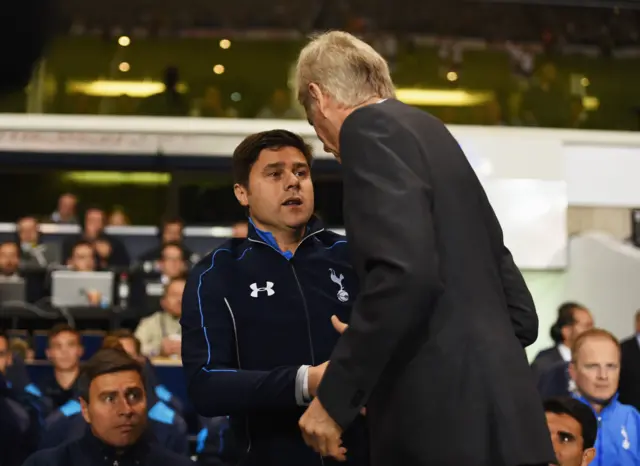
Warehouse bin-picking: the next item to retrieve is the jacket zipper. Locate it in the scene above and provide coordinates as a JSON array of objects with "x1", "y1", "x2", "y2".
[{"x1": 248, "y1": 231, "x2": 326, "y2": 465}]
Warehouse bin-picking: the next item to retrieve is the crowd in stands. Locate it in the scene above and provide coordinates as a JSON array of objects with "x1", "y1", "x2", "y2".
[{"x1": 2, "y1": 191, "x2": 640, "y2": 465}]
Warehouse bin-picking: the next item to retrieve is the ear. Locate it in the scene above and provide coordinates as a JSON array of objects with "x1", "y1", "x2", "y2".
[
  {"x1": 561, "y1": 325, "x2": 572, "y2": 344},
  {"x1": 308, "y1": 83, "x2": 326, "y2": 115},
  {"x1": 234, "y1": 183, "x2": 249, "y2": 208},
  {"x1": 80, "y1": 397, "x2": 91, "y2": 424},
  {"x1": 78, "y1": 345, "x2": 84, "y2": 359},
  {"x1": 582, "y1": 447, "x2": 596, "y2": 465},
  {"x1": 45, "y1": 348, "x2": 52, "y2": 361}
]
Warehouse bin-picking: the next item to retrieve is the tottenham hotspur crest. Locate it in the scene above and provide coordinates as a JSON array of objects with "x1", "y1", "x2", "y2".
[{"x1": 329, "y1": 268, "x2": 349, "y2": 302}]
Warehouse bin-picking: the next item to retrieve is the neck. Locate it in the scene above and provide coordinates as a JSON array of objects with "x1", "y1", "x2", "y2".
[
  {"x1": 55, "y1": 367, "x2": 79, "y2": 388},
  {"x1": 251, "y1": 218, "x2": 305, "y2": 253}
]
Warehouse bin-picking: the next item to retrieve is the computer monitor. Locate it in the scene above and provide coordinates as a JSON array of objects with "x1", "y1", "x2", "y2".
[
  {"x1": 51, "y1": 271, "x2": 114, "y2": 308},
  {"x1": 0, "y1": 276, "x2": 26, "y2": 305}
]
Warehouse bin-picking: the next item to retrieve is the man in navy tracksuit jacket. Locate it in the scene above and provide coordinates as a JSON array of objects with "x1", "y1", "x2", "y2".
[{"x1": 182, "y1": 129, "x2": 369, "y2": 466}]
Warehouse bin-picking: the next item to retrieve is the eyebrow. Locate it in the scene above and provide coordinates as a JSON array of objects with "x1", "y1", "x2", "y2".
[{"x1": 263, "y1": 161, "x2": 309, "y2": 171}]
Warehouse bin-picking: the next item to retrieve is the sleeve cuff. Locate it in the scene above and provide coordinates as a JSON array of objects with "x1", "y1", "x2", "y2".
[
  {"x1": 317, "y1": 361, "x2": 366, "y2": 430},
  {"x1": 295, "y1": 365, "x2": 311, "y2": 406}
]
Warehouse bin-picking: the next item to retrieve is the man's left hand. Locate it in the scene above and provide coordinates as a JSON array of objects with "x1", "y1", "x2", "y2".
[{"x1": 299, "y1": 398, "x2": 346, "y2": 461}]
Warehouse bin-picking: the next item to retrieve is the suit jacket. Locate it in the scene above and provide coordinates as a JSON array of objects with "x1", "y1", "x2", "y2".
[
  {"x1": 619, "y1": 336, "x2": 640, "y2": 411},
  {"x1": 531, "y1": 345, "x2": 563, "y2": 379},
  {"x1": 537, "y1": 361, "x2": 571, "y2": 399},
  {"x1": 317, "y1": 99, "x2": 555, "y2": 466}
]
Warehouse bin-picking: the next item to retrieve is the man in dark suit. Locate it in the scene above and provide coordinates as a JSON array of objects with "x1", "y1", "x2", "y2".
[
  {"x1": 531, "y1": 302, "x2": 593, "y2": 379},
  {"x1": 294, "y1": 31, "x2": 555, "y2": 466},
  {"x1": 619, "y1": 309, "x2": 640, "y2": 411}
]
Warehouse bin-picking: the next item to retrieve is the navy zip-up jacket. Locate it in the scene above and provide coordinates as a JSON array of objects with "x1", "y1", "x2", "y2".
[{"x1": 181, "y1": 218, "x2": 369, "y2": 466}]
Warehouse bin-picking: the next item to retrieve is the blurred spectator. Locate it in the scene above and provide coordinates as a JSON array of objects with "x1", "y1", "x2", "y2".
[
  {"x1": 543, "y1": 397, "x2": 596, "y2": 466},
  {"x1": 10, "y1": 338, "x2": 34, "y2": 363},
  {"x1": 138, "y1": 66, "x2": 189, "y2": 117},
  {"x1": 193, "y1": 86, "x2": 239, "y2": 118},
  {"x1": 93, "y1": 234, "x2": 113, "y2": 270},
  {"x1": 569, "y1": 329, "x2": 640, "y2": 465},
  {"x1": 67, "y1": 241, "x2": 96, "y2": 272},
  {"x1": 50, "y1": 193, "x2": 78, "y2": 224},
  {"x1": 532, "y1": 302, "x2": 593, "y2": 377},
  {"x1": 28, "y1": 348, "x2": 193, "y2": 465},
  {"x1": 62, "y1": 207, "x2": 130, "y2": 267},
  {"x1": 619, "y1": 310, "x2": 640, "y2": 411},
  {"x1": 521, "y1": 62, "x2": 571, "y2": 128},
  {"x1": 17, "y1": 216, "x2": 61, "y2": 269},
  {"x1": 0, "y1": 242, "x2": 20, "y2": 277},
  {"x1": 231, "y1": 221, "x2": 248, "y2": 238},
  {"x1": 135, "y1": 277, "x2": 184, "y2": 358},
  {"x1": 108, "y1": 207, "x2": 130, "y2": 226},
  {"x1": 138, "y1": 216, "x2": 196, "y2": 266},
  {"x1": 256, "y1": 89, "x2": 299, "y2": 119},
  {"x1": 41, "y1": 324, "x2": 83, "y2": 408}
]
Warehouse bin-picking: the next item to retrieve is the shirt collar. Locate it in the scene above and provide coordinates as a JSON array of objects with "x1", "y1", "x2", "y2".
[
  {"x1": 557, "y1": 343, "x2": 572, "y2": 362},
  {"x1": 247, "y1": 216, "x2": 324, "y2": 258},
  {"x1": 80, "y1": 424, "x2": 152, "y2": 462}
]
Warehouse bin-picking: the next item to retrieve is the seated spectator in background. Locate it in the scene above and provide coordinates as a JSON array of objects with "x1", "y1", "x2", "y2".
[
  {"x1": 135, "y1": 277, "x2": 184, "y2": 358},
  {"x1": 619, "y1": 309, "x2": 640, "y2": 412},
  {"x1": 131, "y1": 243, "x2": 187, "y2": 316},
  {"x1": 94, "y1": 234, "x2": 114, "y2": 270},
  {"x1": 138, "y1": 216, "x2": 196, "y2": 266},
  {"x1": 532, "y1": 302, "x2": 593, "y2": 378},
  {"x1": 231, "y1": 221, "x2": 248, "y2": 239},
  {"x1": 27, "y1": 348, "x2": 193, "y2": 465},
  {"x1": 0, "y1": 331, "x2": 53, "y2": 443},
  {"x1": 570, "y1": 328, "x2": 640, "y2": 465},
  {"x1": 0, "y1": 365, "x2": 32, "y2": 466},
  {"x1": 41, "y1": 324, "x2": 83, "y2": 408},
  {"x1": 17, "y1": 216, "x2": 61, "y2": 269},
  {"x1": 50, "y1": 193, "x2": 78, "y2": 224},
  {"x1": 10, "y1": 337, "x2": 34, "y2": 363},
  {"x1": 255, "y1": 89, "x2": 299, "y2": 119},
  {"x1": 193, "y1": 86, "x2": 239, "y2": 118},
  {"x1": 0, "y1": 241, "x2": 20, "y2": 277},
  {"x1": 62, "y1": 207, "x2": 129, "y2": 267},
  {"x1": 103, "y1": 329, "x2": 183, "y2": 415},
  {"x1": 544, "y1": 397, "x2": 596, "y2": 466},
  {"x1": 137, "y1": 66, "x2": 189, "y2": 117},
  {"x1": 67, "y1": 240, "x2": 96, "y2": 272},
  {"x1": 108, "y1": 207, "x2": 129, "y2": 226},
  {"x1": 196, "y1": 416, "x2": 236, "y2": 466}
]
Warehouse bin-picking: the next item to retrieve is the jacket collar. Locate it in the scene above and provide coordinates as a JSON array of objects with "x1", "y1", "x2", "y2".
[
  {"x1": 80, "y1": 424, "x2": 152, "y2": 463},
  {"x1": 573, "y1": 392, "x2": 620, "y2": 418},
  {"x1": 247, "y1": 216, "x2": 325, "y2": 259}
]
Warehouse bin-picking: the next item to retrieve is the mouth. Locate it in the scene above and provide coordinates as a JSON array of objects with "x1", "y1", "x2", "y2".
[
  {"x1": 117, "y1": 423, "x2": 135, "y2": 432},
  {"x1": 282, "y1": 197, "x2": 303, "y2": 207}
]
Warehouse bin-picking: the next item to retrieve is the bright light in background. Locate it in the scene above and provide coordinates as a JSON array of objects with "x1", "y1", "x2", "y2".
[
  {"x1": 67, "y1": 80, "x2": 189, "y2": 98},
  {"x1": 213, "y1": 64, "x2": 225, "y2": 75},
  {"x1": 219, "y1": 39, "x2": 231, "y2": 49},
  {"x1": 64, "y1": 172, "x2": 171, "y2": 186},
  {"x1": 581, "y1": 77, "x2": 590, "y2": 87},
  {"x1": 446, "y1": 71, "x2": 458, "y2": 82},
  {"x1": 231, "y1": 92, "x2": 242, "y2": 102},
  {"x1": 118, "y1": 36, "x2": 131, "y2": 47},
  {"x1": 395, "y1": 88, "x2": 493, "y2": 107},
  {"x1": 118, "y1": 62, "x2": 130, "y2": 72}
]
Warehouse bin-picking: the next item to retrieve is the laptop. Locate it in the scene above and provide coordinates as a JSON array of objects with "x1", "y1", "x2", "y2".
[
  {"x1": 51, "y1": 271, "x2": 115, "y2": 308},
  {"x1": 0, "y1": 276, "x2": 26, "y2": 305}
]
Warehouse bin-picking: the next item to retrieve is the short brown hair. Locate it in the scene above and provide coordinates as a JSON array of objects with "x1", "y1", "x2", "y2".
[
  {"x1": 572, "y1": 328, "x2": 620, "y2": 362},
  {"x1": 232, "y1": 130, "x2": 313, "y2": 187},
  {"x1": 103, "y1": 329, "x2": 141, "y2": 355},
  {"x1": 77, "y1": 348, "x2": 143, "y2": 402},
  {"x1": 48, "y1": 324, "x2": 81, "y2": 347}
]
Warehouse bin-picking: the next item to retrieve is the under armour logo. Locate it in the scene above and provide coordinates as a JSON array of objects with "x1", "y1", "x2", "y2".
[
  {"x1": 622, "y1": 425, "x2": 630, "y2": 450},
  {"x1": 329, "y1": 268, "x2": 349, "y2": 302},
  {"x1": 250, "y1": 282, "x2": 275, "y2": 298}
]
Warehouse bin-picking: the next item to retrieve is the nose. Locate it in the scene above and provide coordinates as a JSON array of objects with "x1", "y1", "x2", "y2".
[{"x1": 284, "y1": 170, "x2": 300, "y2": 190}]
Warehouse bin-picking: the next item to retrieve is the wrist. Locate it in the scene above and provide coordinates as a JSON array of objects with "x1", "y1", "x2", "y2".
[{"x1": 308, "y1": 365, "x2": 320, "y2": 398}]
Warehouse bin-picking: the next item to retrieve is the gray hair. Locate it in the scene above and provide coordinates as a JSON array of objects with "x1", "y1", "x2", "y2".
[{"x1": 295, "y1": 31, "x2": 395, "y2": 111}]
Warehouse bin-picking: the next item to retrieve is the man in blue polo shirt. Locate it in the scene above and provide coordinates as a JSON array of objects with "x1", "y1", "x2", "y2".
[
  {"x1": 181, "y1": 129, "x2": 368, "y2": 466},
  {"x1": 569, "y1": 328, "x2": 640, "y2": 466}
]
